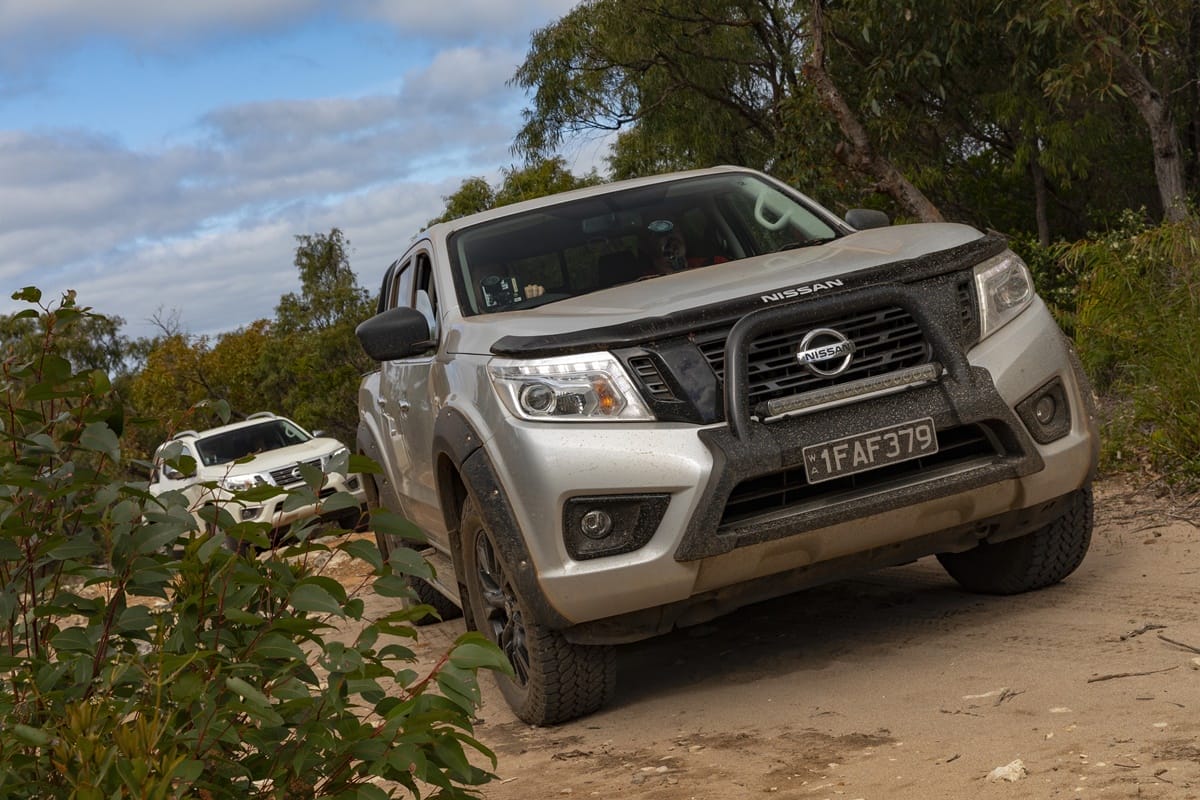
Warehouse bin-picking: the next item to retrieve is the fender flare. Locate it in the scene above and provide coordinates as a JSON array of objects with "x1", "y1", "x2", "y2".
[{"x1": 432, "y1": 407, "x2": 571, "y2": 630}]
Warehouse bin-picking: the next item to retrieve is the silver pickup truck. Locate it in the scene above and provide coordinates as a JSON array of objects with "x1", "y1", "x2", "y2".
[{"x1": 355, "y1": 166, "x2": 1099, "y2": 725}]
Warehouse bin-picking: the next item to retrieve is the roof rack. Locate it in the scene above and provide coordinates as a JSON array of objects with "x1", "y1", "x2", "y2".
[
  {"x1": 246, "y1": 411, "x2": 277, "y2": 420},
  {"x1": 171, "y1": 430, "x2": 199, "y2": 440}
]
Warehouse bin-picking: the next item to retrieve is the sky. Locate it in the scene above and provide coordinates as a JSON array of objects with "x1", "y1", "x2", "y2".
[{"x1": 0, "y1": 0, "x2": 605, "y2": 340}]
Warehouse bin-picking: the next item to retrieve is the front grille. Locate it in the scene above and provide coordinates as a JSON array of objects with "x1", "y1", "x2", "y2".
[
  {"x1": 720, "y1": 424, "x2": 1001, "y2": 527},
  {"x1": 695, "y1": 306, "x2": 930, "y2": 413},
  {"x1": 269, "y1": 458, "x2": 322, "y2": 486}
]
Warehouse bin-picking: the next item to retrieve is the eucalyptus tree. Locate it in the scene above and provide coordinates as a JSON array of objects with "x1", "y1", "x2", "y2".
[{"x1": 1028, "y1": 0, "x2": 1197, "y2": 223}]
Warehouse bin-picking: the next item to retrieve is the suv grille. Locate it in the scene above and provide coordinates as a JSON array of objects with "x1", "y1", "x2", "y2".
[
  {"x1": 695, "y1": 306, "x2": 930, "y2": 413},
  {"x1": 269, "y1": 458, "x2": 322, "y2": 486},
  {"x1": 720, "y1": 423, "x2": 1001, "y2": 527}
]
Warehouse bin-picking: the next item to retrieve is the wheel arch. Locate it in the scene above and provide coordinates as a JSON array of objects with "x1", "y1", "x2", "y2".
[{"x1": 432, "y1": 406, "x2": 571, "y2": 631}]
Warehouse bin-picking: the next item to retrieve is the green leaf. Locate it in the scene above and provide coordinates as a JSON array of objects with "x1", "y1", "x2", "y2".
[
  {"x1": 171, "y1": 760, "x2": 205, "y2": 783},
  {"x1": 226, "y1": 676, "x2": 271, "y2": 707},
  {"x1": 371, "y1": 510, "x2": 427, "y2": 543},
  {"x1": 385, "y1": 546, "x2": 434, "y2": 581},
  {"x1": 254, "y1": 633, "x2": 305, "y2": 661},
  {"x1": 50, "y1": 626, "x2": 97, "y2": 652},
  {"x1": 436, "y1": 665, "x2": 482, "y2": 713},
  {"x1": 450, "y1": 636, "x2": 513, "y2": 675},
  {"x1": 80, "y1": 422, "x2": 120, "y2": 460},
  {"x1": 319, "y1": 490, "x2": 361, "y2": 513},
  {"x1": 12, "y1": 286, "x2": 42, "y2": 302},
  {"x1": 222, "y1": 607, "x2": 263, "y2": 626},
  {"x1": 337, "y1": 537, "x2": 383, "y2": 571},
  {"x1": 11, "y1": 723, "x2": 51, "y2": 747},
  {"x1": 289, "y1": 583, "x2": 344, "y2": 616}
]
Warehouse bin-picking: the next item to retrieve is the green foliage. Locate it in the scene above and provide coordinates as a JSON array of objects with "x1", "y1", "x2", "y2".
[
  {"x1": 1064, "y1": 213, "x2": 1200, "y2": 478},
  {"x1": 0, "y1": 289, "x2": 507, "y2": 799},
  {"x1": 428, "y1": 158, "x2": 602, "y2": 226},
  {"x1": 125, "y1": 229, "x2": 375, "y2": 453},
  {"x1": 514, "y1": 0, "x2": 1195, "y2": 236},
  {"x1": 266, "y1": 229, "x2": 376, "y2": 446}
]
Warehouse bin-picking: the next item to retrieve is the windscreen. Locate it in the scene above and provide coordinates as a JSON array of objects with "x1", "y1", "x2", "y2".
[
  {"x1": 195, "y1": 420, "x2": 311, "y2": 466},
  {"x1": 448, "y1": 172, "x2": 840, "y2": 315}
]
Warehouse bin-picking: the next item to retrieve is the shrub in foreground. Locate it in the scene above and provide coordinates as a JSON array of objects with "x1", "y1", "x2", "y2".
[{"x1": 0, "y1": 288, "x2": 508, "y2": 799}]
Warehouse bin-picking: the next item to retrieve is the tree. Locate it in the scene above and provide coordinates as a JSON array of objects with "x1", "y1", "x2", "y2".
[
  {"x1": 1, "y1": 291, "x2": 130, "y2": 377},
  {"x1": 427, "y1": 177, "x2": 497, "y2": 226},
  {"x1": 513, "y1": 0, "x2": 1188, "y2": 235},
  {"x1": 264, "y1": 229, "x2": 376, "y2": 445},
  {"x1": 803, "y1": 0, "x2": 943, "y2": 221},
  {"x1": 429, "y1": 158, "x2": 602, "y2": 224},
  {"x1": 1032, "y1": 0, "x2": 1196, "y2": 222},
  {"x1": 513, "y1": 0, "x2": 939, "y2": 217}
]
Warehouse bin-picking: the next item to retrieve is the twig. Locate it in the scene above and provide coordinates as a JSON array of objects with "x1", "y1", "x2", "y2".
[
  {"x1": 995, "y1": 688, "x2": 1025, "y2": 706},
  {"x1": 1087, "y1": 665, "x2": 1179, "y2": 683},
  {"x1": 1158, "y1": 634, "x2": 1200, "y2": 655},
  {"x1": 1121, "y1": 623, "x2": 1166, "y2": 641}
]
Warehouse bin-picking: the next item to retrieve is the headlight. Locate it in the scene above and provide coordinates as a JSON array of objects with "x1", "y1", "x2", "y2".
[
  {"x1": 974, "y1": 251, "x2": 1034, "y2": 340},
  {"x1": 324, "y1": 447, "x2": 350, "y2": 473},
  {"x1": 220, "y1": 474, "x2": 267, "y2": 492},
  {"x1": 489, "y1": 353, "x2": 655, "y2": 422}
]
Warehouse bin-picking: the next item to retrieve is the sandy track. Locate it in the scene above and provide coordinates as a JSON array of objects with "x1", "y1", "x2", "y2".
[{"x1": 369, "y1": 479, "x2": 1200, "y2": 798}]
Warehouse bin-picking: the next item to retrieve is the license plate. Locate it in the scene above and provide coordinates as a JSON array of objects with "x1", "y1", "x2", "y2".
[{"x1": 802, "y1": 417, "x2": 938, "y2": 484}]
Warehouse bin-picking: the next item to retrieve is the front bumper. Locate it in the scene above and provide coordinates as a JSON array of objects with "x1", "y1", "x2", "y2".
[
  {"x1": 201, "y1": 472, "x2": 368, "y2": 530},
  {"x1": 482, "y1": 296, "x2": 1097, "y2": 637}
]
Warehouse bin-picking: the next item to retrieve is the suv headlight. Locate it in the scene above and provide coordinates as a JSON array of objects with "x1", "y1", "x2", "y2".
[
  {"x1": 324, "y1": 446, "x2": 350, "y2": 473},
  {"x1": 974, "y1": 250, "x2": 1034, "y2": 340},
  {"x1": 220, "y1": 474, "x2": 267, "y2": 492},
  {"x1": 489, "y1": 353, "x2": 655, "y2": 422}
]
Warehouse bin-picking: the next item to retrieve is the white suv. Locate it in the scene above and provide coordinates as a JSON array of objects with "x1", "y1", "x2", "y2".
[{"x1": 149, "y1": 412, "x2": 367, "y2": 535}]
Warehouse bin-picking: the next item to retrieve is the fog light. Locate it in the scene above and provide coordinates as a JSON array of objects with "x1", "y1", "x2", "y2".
[
  {"x1": 1016, "y1": 377, "x2": 1071, "y2": 444},
  {"x1": 240, "y1": 506, "x2": 262, "y2": 521},
  {"x1": 580, "y1": 509, "x2": 613, "y2": 539},
  {"x1": 346, "y1": 476, "x2": 360, "y2": 491},
  {"x1": 1034, "y1": 394, "x2": 1056, "y2": 425},
  {"x1": 563, "y1": 494, "x2": 670, "y2": 560}
]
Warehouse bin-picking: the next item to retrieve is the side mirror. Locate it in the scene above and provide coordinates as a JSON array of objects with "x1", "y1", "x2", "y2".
[
  {"x1": 356, "y1": 306, "x2": 433, "y2": 362},
  {"x1": 844, "y1": 208, "x2": 891, "y2": 230},
  {"x1": 163, "y1": 466, "x2": 187, "y2": 481}
]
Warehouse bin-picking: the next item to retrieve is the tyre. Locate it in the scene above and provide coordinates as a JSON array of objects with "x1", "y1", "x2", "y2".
[
  {"x1": 937, "y1": 486, "x2": 1093, "y2": 594},
  {"x1": 460, "y1": 495, "x2": 615, "y2": 725}
]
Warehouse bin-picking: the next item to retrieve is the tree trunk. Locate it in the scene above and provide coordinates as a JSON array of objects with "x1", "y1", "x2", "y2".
[
  {"x1": 802, "y1": 0, "x2": 944, "y2": 223},
  {"x1": 1112, "y1": 49, "x2": 1189, "y2": 223},
  {"x1": 1030, "y1": 149, "x2": 1051, "y2": 246}
]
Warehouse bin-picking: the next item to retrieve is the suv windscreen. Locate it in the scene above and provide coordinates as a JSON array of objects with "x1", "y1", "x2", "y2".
[
  {"x1": 195, "y1": 420, "x2": 311, "y2": 466},
  {"x1": 448, "y1": 172, "x2": 840, "y2": 315}
]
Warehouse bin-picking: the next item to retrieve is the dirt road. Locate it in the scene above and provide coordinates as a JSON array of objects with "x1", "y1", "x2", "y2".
[{"x1": 384, "y1": 480, "x2": 1200, "y2": 798}]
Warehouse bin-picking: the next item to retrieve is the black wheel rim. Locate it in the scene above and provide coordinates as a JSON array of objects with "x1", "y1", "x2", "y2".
[{"x1": 474, "y1": 532, "x2": 530, "y2": 686}]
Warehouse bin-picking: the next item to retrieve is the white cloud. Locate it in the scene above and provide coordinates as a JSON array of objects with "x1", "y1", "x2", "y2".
[
  {"x1": 0, "y1": 1, "x2": 606, "y2": 341},
  {"x1": 0, "y1": 0, "x2": 318, "y2": 42},
  {"x1": 346, "y1": 0, "x2": 577, "y2": 40}
]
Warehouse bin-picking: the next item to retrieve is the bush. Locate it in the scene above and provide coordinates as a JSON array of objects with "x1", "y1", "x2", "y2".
[
  {"x1": 1061, "y1": 214, "x2": 1200, "y2": 479},
  {"x1": 0, "y1": 288, "x2": 509, "y2": 799}
]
